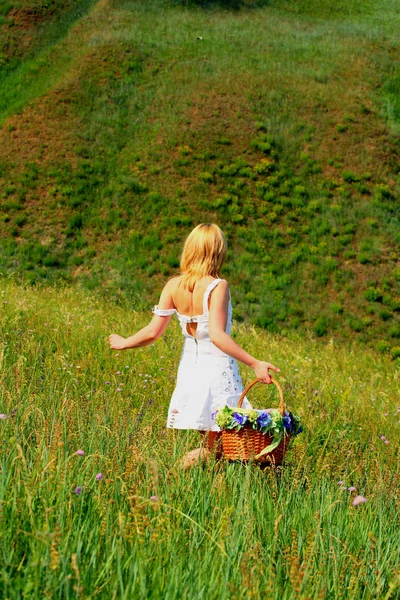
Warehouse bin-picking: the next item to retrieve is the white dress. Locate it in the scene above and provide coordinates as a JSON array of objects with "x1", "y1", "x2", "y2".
[{"x1": 152, "y1": 278, "x2": 251, "y2": 432}]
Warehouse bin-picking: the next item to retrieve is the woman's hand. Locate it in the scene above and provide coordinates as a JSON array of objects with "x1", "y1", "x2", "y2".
[
  {"x1": 108, "y1": 334, "x2": 127, "y2": 350},
  {"x1": 252, "y1": 360, "x2": 280, "y2": 384}
]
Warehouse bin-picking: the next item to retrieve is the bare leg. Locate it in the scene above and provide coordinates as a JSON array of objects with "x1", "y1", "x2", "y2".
[
  {"x1": 200, "y1": 431, "x2": 222, "y2": 457},
  {"x1": 181, "y1": 432, "x2": 222, "y2": 469}
]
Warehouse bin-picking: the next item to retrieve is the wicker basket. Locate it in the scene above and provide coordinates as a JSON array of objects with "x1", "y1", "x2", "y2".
[{"x1": 221, "y1": 377, "x2": 291, "y2": 465}]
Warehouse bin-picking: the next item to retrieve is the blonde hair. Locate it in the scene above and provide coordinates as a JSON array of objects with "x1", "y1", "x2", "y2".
[{"x1": 180, "y1": 223, "x2": 227, "y2": 291}]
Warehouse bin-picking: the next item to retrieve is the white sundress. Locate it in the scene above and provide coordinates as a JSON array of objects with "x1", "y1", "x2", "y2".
[{"x1": 152, "y1": 278, "x2": 251, "y2": 432}]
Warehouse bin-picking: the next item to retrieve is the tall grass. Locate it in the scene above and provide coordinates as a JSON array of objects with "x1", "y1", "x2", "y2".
[
  {"x1": 1, "y1": 0, "x2": 400, "y2": 346},
  {"x1": 0, "y1": 279, "x2": 399, "y2": 598}
]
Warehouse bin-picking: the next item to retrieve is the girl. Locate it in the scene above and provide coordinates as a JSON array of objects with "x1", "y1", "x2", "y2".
[{"x1": 109, "y1": 223, "x2": 279, "y2": 465}]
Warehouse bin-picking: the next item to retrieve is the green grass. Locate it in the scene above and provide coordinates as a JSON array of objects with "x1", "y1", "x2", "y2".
[
  {"x1": 0, "y1": 279, "x2": 399, "y2": 599},
  {"x1": 0, "y1": 0, "x2": 399, "y2": 348}
]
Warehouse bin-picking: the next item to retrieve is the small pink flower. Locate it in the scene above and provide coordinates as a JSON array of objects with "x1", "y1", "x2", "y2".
[
  {"x1": 150, "y1": 495, "x2": 158, "y2": 501},
  {"x1": 95, "y1": 473, "x2": 103, "y2": 481},
  {"x1": 0, "y1": 414, "x2": 7, "y2": 420},
  {"x1": 75, "y1": 486, "x2": 82, "y2": 495},
  {"x1": 348, "y1": 486, "x2": 356, "y2": 492},
  {"x1": 337, "y1": 481, "x2": 345, "y2": 486},
  {"x1": 76, "y1": 449, "x2": 85, "y2": 456},
  {"x1": 384, "y1": 440, "x2": 389, "y2": 445},
  {"x1": 116, "y1": 388, "x2": 122, "y2": 392},
  {"x1": 352, "y1": 495, "x2": 368, "y2": 506}
]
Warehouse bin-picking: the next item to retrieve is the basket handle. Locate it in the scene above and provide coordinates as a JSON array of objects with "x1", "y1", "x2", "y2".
[{"x1": 238, "y1": 377, "x2": 285, "y2": 415}]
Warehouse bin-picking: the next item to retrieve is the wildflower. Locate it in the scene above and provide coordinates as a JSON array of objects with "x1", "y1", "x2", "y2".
[
  {"x1": 257, "y1": 412, "x2": 272, "y2": 428},
  {"x1": 105, "y1": 381, "x2": 111, "y2": 385},
  {"x1": 76, "y1": 449, "x2": 85, "y2": 456},
  {"x1": 150, "y1": 495, "x2": 158, "y2": 501},
  {"x1": 211, "y1": 410, "x2": 218, "y2": 420},
  {"x1": 0, "y1": 414, "x2": 6, "y2": 420},
  {"x1": 116, "y1": 371, "x2": 121, "y2": 375},
  {"x1": 352, "y1": 495, "x2": 368, "y2": 506},
  {"x1": 95, "y1": 473, "x2": 103, "y2": 481},
  {"x1": 233, "y1": 412, "x2": 248, "y2": 426},
  {"x1": 337, "y1": 481, "x2": 345, "y2": 486},
  {"x1": 75, "y1": 486, "x2": 82, "y2": 495},
  {"x1": 283, "y1": 412, "x2": 292, "y2": 431},
  {"x1": 116, "y1": 388, "x2": 122, "y2": 392},
  {"x1": 348, "y1": 486, "x2": 356, "y2": 492}
]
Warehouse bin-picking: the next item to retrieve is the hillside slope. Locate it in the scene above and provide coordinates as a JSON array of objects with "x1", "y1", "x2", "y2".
[{"x1": 0, "y1": 0, "x2": 399, "y2": 349}]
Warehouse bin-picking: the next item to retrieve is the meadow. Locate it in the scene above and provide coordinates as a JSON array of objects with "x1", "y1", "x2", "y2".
[
  {"x1": 1, "y1": 1, "x2": 400, "y2": 597},
  {"x1": 0, "y1": 0, "x2": 399, "y2": 346},
  {"x1": 0, "y1": 279, "x2": 399, "y2": 599}
]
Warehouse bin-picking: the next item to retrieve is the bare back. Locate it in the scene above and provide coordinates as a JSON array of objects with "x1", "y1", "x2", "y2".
[{"x1": 170, "y1": 276, "x2": 218, "y2": 337}]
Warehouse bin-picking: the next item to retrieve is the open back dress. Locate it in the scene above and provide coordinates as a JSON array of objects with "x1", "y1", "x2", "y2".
[{"x1": 152, "y1": 278, "x2": 251, "y2": 431}]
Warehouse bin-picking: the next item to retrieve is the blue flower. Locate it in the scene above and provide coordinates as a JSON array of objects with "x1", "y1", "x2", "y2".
[
  {"x1": 257, "y1": 412, "x2": 272, "y2": 428},
  {"x1": 283, "y1": 412, "x2": 292, "y2": 432},
  {"x1": 233, "y1": 412, "x2": 248, "y2": 426},
  {"x1": 211, "y1": 410, "x2": 218, "y2": 420}
]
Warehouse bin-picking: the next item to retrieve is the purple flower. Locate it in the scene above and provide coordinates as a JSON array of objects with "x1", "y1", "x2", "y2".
[
  {"x1": 347, "y1": 486, "x2": 356, "y2": 492},
  {"x1": 233, "y1": 412, "x2": 248, "y2": 426},
  {"x1": 95, "y1": 473, "x2": 103, "y2": 481},
  {"x1": 352, "y1": 495, "x2": 368, "y2": 506},
  {"x1": 105, "y1": 381, "x2": 111, "y2": 385},
  {"x1": 0, "y1": 414, "x2": 7, "y2": 420},
  {"x1": 257, "y1": 412, "x2": 271, "y2": 428},
  {"x1": 150, "y1": 495, "x2": 158, "y2": 501},
  {"x1": 75, "y1": 486, "x2": 82, "y2": 495},
  {"x1": 211, "y1": 410, "x2": 218, "y2": 420},
  {"x1": 76, "y1": 449, "x2": 85, "y2": 456},
  {"x1": 337, "y1": 481, "x2": 345, "y2": 486},
  {"x1": 116, "y1": 388, "x2": 122, "y2": 392}
]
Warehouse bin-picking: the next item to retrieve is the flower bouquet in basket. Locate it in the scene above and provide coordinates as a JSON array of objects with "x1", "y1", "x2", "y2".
[{"x1": 213, "y1": 378, "x2": 303, "y2": 465}]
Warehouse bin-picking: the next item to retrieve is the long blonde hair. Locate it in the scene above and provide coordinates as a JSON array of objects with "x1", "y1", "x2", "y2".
[{"x1": 180, "y1": 223, "x2": 227, "y2": 291}]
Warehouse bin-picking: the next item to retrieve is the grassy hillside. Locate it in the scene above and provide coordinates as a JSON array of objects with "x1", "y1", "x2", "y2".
[
  {"x1": 0, "y1": 280, "x2": 399, "y2": 598},
  {"x1": 0, "y1": 0, "x2": 399, "y2": 349}
]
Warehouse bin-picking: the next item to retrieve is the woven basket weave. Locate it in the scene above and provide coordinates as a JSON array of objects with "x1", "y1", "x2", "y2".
[{"x1": 221, "y1": 377, "x2": 291, "y2": 465}]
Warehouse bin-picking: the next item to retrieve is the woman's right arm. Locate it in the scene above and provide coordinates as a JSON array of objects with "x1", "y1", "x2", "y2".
[
  {"x1": 108, "y1": 279, "x2": 176, "y2": 350},
  {"x1": 208, "y1": 281, "x2": 279, "y2": 384}
]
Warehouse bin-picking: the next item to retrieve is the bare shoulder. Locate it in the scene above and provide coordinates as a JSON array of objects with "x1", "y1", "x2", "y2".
[
  {"x1": 216, "y1": 278, "x2": 229, "y2": 291},
  {"x1": 211, "y1": 278, "x2": 230, "y2": 300},
  {"x1": 164, "y1": 276, "x2": 181, "y2": 291}
]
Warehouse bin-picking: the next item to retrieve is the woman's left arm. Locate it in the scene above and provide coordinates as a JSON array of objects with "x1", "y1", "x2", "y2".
[{"x1": 108, "y1": 279, "x2": 175, "y2": 350}]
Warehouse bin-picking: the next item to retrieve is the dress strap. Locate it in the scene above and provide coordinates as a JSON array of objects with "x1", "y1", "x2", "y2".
[
  {"x1": 152, "y1": 305, "x2": 176, "y2": 317},
  {"x1": 202, "y1": 279, "x2": 222, "y2": 314}
]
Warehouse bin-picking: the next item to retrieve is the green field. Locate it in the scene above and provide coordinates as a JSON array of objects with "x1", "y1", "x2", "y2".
[
  {"x1": 1, "y1": 2, "x2": 400, "y2": 597},
  {"x1": 0, "y1": 0, "x2": 399, "y2": 347},
  {"x1": 0, "y1": 280, "x2": 399, "y2": 599}
]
